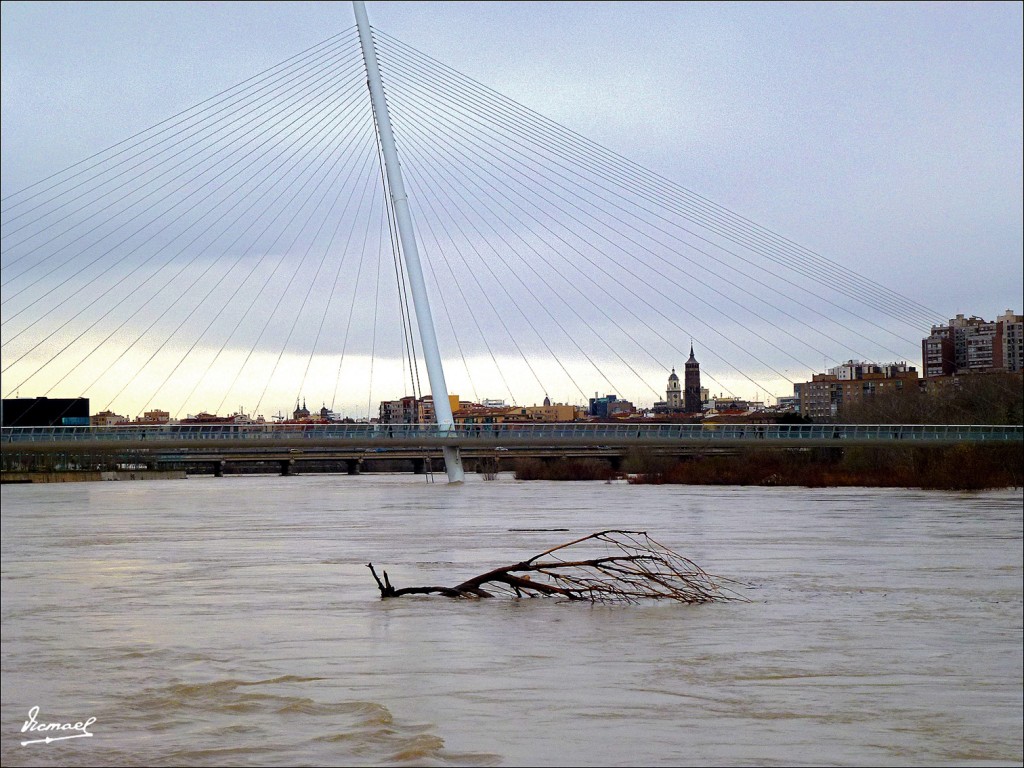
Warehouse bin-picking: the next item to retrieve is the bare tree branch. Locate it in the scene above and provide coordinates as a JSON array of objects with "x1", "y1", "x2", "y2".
[{"x1": 368, "y1": 530, "x2": 746, "y2": 604}]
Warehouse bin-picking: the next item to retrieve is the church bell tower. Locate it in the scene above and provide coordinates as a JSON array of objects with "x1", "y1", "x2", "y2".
[
  {"x1": 666, "y1": 368, "x2": 681, "y2": 409},
  {"x1": 684, "y1": 344, "x2": 701, "y2": 414}
]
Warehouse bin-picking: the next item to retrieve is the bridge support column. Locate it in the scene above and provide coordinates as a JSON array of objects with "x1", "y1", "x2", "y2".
[
  {"x1": 355, "y1": 1, "x2": 463, "y2": 485},
  {"x1": 441, "y1": 446, "x2": 463, "y2": 483}
]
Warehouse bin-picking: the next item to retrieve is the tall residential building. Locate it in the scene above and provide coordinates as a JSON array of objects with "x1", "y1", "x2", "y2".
[
  {"x1": 800, "y1": 378, "x2": 842, "y2": 422},
  {"x1": 996, "y1": 310, "x2": 1024, "y2": 372},
  {"x1": 922, "y1": 311, "x2": 1023, "y2": 376},
  {"x1": 378, "y1": 396, "x2": 420, "y2": 424},
  {"x1": 684, "y1": 345, "x2": 702, "y2": 414},
  {"x1": 922, "y1": 325, "x2": 955, "y2": 377}
]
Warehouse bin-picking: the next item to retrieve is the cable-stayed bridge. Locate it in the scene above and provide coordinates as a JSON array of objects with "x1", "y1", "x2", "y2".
[
  {"x1": 3, "y1": 422, "x2": 1021, "y2": 482},
  {"x1": 3, "y1": 3, "x2": 1016, "y2": 481}
]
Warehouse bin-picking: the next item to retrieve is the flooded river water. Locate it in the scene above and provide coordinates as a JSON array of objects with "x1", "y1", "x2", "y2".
[{"x1": 1, "y1": 475, "x2": 1021, "y2": 766}]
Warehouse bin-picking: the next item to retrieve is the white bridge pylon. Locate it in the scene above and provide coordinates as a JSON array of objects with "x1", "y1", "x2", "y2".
[{"x1": 353, "y1": 0, "x2": 464, "y2": 483}]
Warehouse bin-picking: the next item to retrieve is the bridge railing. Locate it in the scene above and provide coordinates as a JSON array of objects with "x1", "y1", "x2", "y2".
[{"x1": 2, "y1": 423, "x2": 1021, "y2": 444}]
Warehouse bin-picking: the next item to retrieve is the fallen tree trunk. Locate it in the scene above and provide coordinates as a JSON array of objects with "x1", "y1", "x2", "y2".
[{"x1": 368, "y1": 529, "x2": 744, "y2": 604}]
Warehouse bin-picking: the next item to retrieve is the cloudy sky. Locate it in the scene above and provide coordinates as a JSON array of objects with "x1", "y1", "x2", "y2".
[{"x1": 1, "y1": 1, "x2": 1021, "y2": 419}]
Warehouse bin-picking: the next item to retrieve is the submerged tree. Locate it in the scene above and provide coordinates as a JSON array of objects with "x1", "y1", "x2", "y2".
[{"x1": 368, "y1": 529, "x2": 744, "y2": 604}]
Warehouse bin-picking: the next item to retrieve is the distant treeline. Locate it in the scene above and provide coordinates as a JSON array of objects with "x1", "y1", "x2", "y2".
[{"x1": 513, "y1": 444, "x2": 1023, "y2": 490}]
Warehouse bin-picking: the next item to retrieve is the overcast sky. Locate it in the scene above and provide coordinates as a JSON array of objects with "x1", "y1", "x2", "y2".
[{"x1": 1, "y1": 1, "x2": 1021, "y2": 418}]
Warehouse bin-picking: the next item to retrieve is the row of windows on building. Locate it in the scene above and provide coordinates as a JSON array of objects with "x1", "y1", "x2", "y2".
[
  {"x1": 795, "y1": 361, "x2": 918, "y2": 422},
  {"x1": 922, "y1": 310, "x2": 1023, "y2": 378}
]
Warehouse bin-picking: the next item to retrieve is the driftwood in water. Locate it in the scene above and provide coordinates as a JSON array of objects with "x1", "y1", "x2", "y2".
[{"x1": 367, "y1": 529, "x2": 743, "y2": 604}]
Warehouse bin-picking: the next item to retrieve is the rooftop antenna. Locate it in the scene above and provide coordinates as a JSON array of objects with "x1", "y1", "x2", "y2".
[{"x1": 353, "y1": 1, "x2": 463, "y2": 482}]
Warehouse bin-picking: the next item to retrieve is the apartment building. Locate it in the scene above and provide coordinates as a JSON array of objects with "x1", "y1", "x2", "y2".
[
  {"x1": 922, "y1": 310, "x2": 1023, "y2": 376},
  {"x1": 798, "y1": 361, "x2": 919, "y2": 421}
]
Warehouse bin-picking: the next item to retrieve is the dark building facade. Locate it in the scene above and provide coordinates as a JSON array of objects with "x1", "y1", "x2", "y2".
[
  {"x1": 2, "y1": 397, "x2": 90, "y2": 427},
  {"x1": 588, "y1": 394, "x2": 634, "y2": 418},
  {"x1": 684, "y1": 345, "x2": 702, "y2": 414}
]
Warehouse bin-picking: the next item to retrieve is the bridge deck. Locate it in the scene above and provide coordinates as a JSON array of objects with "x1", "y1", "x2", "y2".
[{"x1": 2, "y1": 423, "x2": 1020, "y2": 453}]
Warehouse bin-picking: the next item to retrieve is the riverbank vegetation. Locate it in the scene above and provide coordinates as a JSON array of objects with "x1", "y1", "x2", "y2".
[
  {"x1": 842, "y1": 372, "x2": 1023, "y2": 425},
  {"x1": 513, "y1": 444, "x2": 1023, "y2": 490},
  {"x1": 513, "y1": 457, "x2": 616, "y2": 481}
]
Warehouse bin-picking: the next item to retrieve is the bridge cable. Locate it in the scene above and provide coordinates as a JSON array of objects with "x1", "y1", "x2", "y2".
[
  {"x1": 396, "y1": 114, "x2": 736, "y2": 399},
  {"x1": 372, "y1": 116, "x2": 423, "y2": 406},
  {"x1": 298, "y1": 146, "x2": 386, "y2": 411},
  {"x1": 392, "y1": 95, "x2": 799, "y2": 398},
  {"x1": 376, "y1": 30, "x2": 946, "y2": 329},
  {"x1": 330, "y1": 179, "x2": 380, "y2": 416},
  {"x1": 31, "y1": 89, "x2": 371, "y2": 413},
  {"x1": 397, "y1": 125, "x2": 666, "y2": 400},
  {"x1": 2, "y1": 71, "x2": 369, "y2": 366},
  {"x1": 205, "y1": 127, "x2": 377, "y2": 416},
  {"x1": 0, "y1": 41, "x2": 364, "y2": 272},
  {"x1": 400, "y1": 158, "x2": 612, "y2": 402},
  {"x1": 3, "y1": 71, "x2": 371, "y2": 398},
  {"x1": 0, "y1": 33, "x2": 360, "y2": 243},
  {"x1": 391, "y1": 83, "x2": 906, "y2": 391},
  {"x1": 109, "y1": 108, "x2": 372, "y2": 415},
  {"x1": 365, "y1": 201, "x2": 386, "y2": 421},
  {"x1": 376, "y1": 49, "x2": 921, "y2": 391},
  {"x1": 241, "y1": 140, "x2": 380, "y2": 417},
  {"x1": 46, "y1": 75, "x2": 372, "y2": 415},
  {"x1": 376, "y1": 47, "x2": 921, "y2": 358},
  {"x1": 390, "y1": 89, "x2": 790, "y2": 396},
  {"x1": 407, "y1": 180, "x2": 523, "y2": 406},
  {"x1": 0, "y1": 28, "x2": 357, "y2": 210},
  {"x1": 1, "y1": 49, "x2": 366, "y2": 326}
]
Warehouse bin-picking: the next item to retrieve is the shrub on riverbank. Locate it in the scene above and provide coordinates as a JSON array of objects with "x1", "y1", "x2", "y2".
[
  {"x1": 512, "y1": 446, "x2": 1022, "y2": 489},
  {"x1": 623, "y1": 445, "x2": 1023, "y2": 490},
  {"x1": 513, "y1": 457, "x2": 615, "y2": 481}
]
